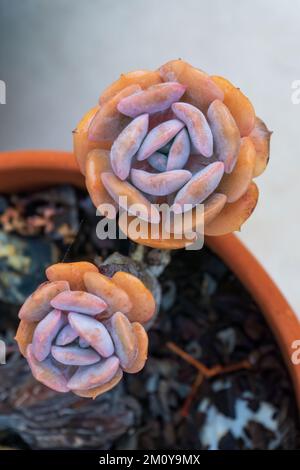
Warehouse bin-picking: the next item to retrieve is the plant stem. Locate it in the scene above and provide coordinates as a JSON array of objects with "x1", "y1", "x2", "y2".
[
  {"x1": 167, "y1": 341, "x2": 251, "y2": 378},
  {"x1": 167, "y1": 341, "x2": 252, "y2": 417}
]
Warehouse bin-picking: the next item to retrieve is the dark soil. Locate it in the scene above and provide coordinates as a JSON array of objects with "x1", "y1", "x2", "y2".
[{"x1": 0, "y1": 186, "x2": 299, "y2": 450}]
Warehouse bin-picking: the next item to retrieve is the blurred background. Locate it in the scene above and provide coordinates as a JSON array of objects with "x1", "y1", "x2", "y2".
[{"x1": 0, "y1": 0, "x2": 299, "y2": 315}]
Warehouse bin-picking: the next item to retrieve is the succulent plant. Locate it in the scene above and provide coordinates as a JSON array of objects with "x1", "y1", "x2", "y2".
[
  {"x1": 15, "y1": 60, "x2": 271, "y2": 399},
  {"x1": 15, "y1": 261, "x2": 155, "y2": 398},
  {"x1": 74, "y1": 59, "x2": 271, "y2": 249}
]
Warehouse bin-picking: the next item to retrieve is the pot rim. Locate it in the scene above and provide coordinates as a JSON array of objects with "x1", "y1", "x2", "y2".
[{"x1": 1, "y1": 149, "x2": 300, "y2": 410}]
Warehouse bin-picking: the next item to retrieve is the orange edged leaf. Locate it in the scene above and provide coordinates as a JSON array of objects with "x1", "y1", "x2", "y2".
[
  {"x1": 211, "y1": 75, "x2": 255, "y2": 137},
  {"x1": 167, "y1": 192, "x2": 226, "y2": 234},
  {"x1": 99, "y1": 70, "x2": 161, "y2": 104},
  {"x1": 73, "y1": 106, "x2": 107, "y2": 175},
  {"x1": 46, "y1": 262, "x2": 98, "y2": 291},
  {"x1": 112, "y1": 271, "x2": 156, "y2": 324},
  {"x1": 18, "y1": 281, "x2": 70, "y2": 321},
  {"x1": 73, "y1": 368, "x2": 123, "y2": 399},
  {"x1": 15, "y1": 320, "x2": 38, "y2": 357},
  {"x1": 89, "y1": 85, "x2": 141, "y2": 142},
  {"x1": 101, "y1": 172, "x2": 160, "y2": 223},
  {"x1": 160, "y1": 59, "x2": 223, "y2": 112},
  {"x1": 123, "y1": 323, "x2": 148, "y2": 374},
  {"x1": 204, "y1": 182, "x2": 259, "y2": 236},
  {"x1": 85, "y1": 149, "x2": 118, "y2": 215},
  {"x1": 118, "y1": 212, "x2": 197, "y2": 250},
  {"x1": 84, "y1": 271, "x2": 132, "y2": 316},
  {"x1": 217, "y1": 136, "x2": 256, "y2": 202},
  {"x1": 249, "y1": 117, "x2": 272, "y2": 177},
  {"x1": 204, "y1": 193, "x2": 227, "y2": 225}
]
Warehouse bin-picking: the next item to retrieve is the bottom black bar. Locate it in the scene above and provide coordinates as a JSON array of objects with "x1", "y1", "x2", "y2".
[{"x1": 0, "y1": 450, "x2": 300, "y2": 467}]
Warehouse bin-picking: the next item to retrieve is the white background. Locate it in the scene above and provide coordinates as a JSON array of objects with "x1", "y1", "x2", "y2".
[{"x1": 0, "y1": 0, "x2": 299, "y2": 316}]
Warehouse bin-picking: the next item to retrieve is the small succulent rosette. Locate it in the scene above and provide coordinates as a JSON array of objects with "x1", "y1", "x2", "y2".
[
  {"x1": 74, "y1": 59, "x2": 271, "y2": 249},
  {"x1": 15, "y1": 261, "x2": 155, "y2": 398}
]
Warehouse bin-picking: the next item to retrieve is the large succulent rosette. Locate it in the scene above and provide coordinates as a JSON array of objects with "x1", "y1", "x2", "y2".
[
  {"x1": 74, "y1": 59, "x2": 271, "y2": 249},
  {"x1": 15, "y1": 262, "x2": 155, "y2": 398}
]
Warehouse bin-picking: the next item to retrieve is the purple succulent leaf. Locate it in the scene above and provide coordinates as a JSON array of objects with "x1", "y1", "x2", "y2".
[
  {"x1": 51, "y1": 291, "x2": 107, "y2": 315},
  {"x1": 117, "y1": 82, "x2": 186, "y2": 117},
  {"x1": 67, "y1": 356, "x2": 120, "y2": 391},
  {"x1": 55, "y1": 324, "x2": 79, "y2": 346},
  {"x1": 137, "y1": 119, "x2": 185, "y2": 161},
  {"x1": 32, "y1": 309, "x2": 66, "y2": 361},
  {"x1": 68, "y1": 312, "x2": 114, "y2": 358},
  {"x1": 51, "y1": 345, "x2": 101, "y2": 366},
  {"x1": 27, "y1": 344, "x2": 69, "y2": 393}
]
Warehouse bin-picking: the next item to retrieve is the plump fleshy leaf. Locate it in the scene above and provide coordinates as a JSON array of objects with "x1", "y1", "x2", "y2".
[
  {"x1": 203, "y1": 193, "x2": 227, "y2": 225},
  {"x1": 117, "y1": 82, "x2": 186, "y2": 117},
  {"x1": 172, "y1": 102, "x2": 213, "y2": 157},
  {"x1": 73, "y1": 368, "x2": 123, "y2": 399},
  {"x1": 55, "y1": 324, "x2": 79, "y2": 346},
  {"x1": 148, "y1": 152, "x2": 168, "y2": 172},
  {"x1": 101, "y1": 171, "x2": 160, "y2": 223},
  {"x1": 15, "y1": 320, "x2": 38, "y2": 357},
  {"x1": 99, "y1": 70, "x2": 162, "y2": 105},
  {"x1": 18, "y1": 281, "x2": 70, "y2": 322},
  {"x1": 73, "y1": 106, "x2": 106, "y2": 175},
  {"x1": 67, "y1": 356, "x2": 120, "y2": 391},
  {"x1": 51, "y1": 291, "x2": 107, "y2": 315},
  {"x1": 110, "y1": 114, "x2": 149, "y2": 180},
  {"x1": 118, "y1": 212, "x2": 197, "y2": 250},
  {"x1": 130, "y1": 168, "x2": 192, "y2": 196},
  {"x1": 204, "y1": 181, "x2": 259, "y2": 235},
  {"x1": 159, "y1": 59, "x2": 223, "y2": 112},
  {"x1": 217, "y1": 136, "x2": 256, "y2": 202},
  {"x1": 88, "y1": 85, "x2": 141, "y2": 142},
  {"x1": 107, "y1": 312, "x2": 137, "y2": 369},
  {"x1": 68, "y1": 312, "x2": 114, "y2": 358},
  {"x1": 137, "y1": 119, "x2": 184, "y2": 161},
  {"x1": 211, "y1": 75, "x2": 255, "y2": 136},
  {"x1": 207, "y1": 99, "x2": 241, "y2": 173},
  {"x1": 112, "y1": 272, "x2": 156, "y2": 323},
  {"x1": 123, "y1": 323, "x2": 148, "y2": 374},
  {"x1": 32, "y1": 309, "x2": 65, "y2": 361},
  {"x1": 84, "y1": 271, "x2": 132, "y2": 316},
  {"x1": 46, "y1": 262, "x2": 98, "y2": 291},
  {"x1": 167, "y1": 128, "x2": 190, "y2": 171},
  {"x1": 249, "y1": 116, "x2": 272, "y2": 177},
  {"x1": 85, "y1": 149, "x2": 118, "y2": 216},
  {"x1": 173, "y1": 162, "x2": 224, "y2": 212},
  {"x1": 167, "y1": 192, "x2": 227, "y2": 235},
  {"x1": 26, "y1": 344, "x2": 69, "y2": 393},
  {"x1": 51, "y1": 345, "x2": 101, "y2": 366}
]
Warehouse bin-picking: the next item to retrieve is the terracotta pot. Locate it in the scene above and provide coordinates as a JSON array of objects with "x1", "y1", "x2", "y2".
[
  {"x1": 0, "y1": 150, "x2": 84, "y2": 193},
  {"x1": 206, "y1": 234, "x2": 300, "y2": 411},
  {"x1": 1, "y1": 149, "x2": 299, "y2": 409}
]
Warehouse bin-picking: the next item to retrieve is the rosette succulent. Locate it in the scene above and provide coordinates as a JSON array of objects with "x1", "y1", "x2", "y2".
[
  {"x1": 15, "y1": 261, "x2": 155, "y2": 398},
  {"x1": 74, "y1": 59, "x2": 271, "y2": 249}
]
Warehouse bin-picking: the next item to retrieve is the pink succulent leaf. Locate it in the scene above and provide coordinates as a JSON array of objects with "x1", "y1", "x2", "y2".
[
  {"x1": 117, "y1": 82, "x2": 186, "y2": 117},
  {"x1": 55, "y1": 324, "x2": 79, "y2": 346},
  {"x1": 26, "y1": 344, "x2": 69, "y2": 393},
  {"x1": 67, "y1": 356, "x2": 120, "y2": 391},
  {"x1": 68, "y1": 312, "x2": 114, "y2": 358},
  {"x1": 51, "y1": 291, "x2": 107, "y2": 315},
  {"x1": 51, "y1": 345, "x2": 101, "y2": 366},
  {"x1": 32, "y1": 309, "x2": 66, "y2": 361},
  {"x1": 137, "y1": 119, "x2": 185, "y2": 161}
]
